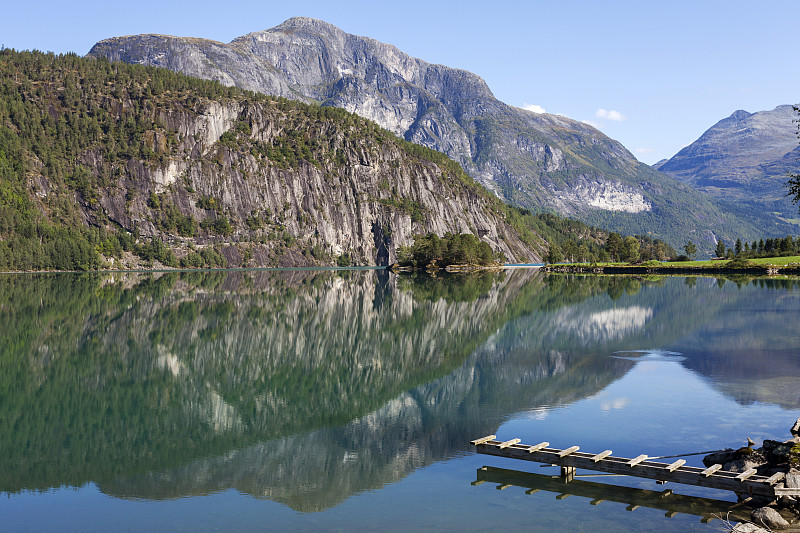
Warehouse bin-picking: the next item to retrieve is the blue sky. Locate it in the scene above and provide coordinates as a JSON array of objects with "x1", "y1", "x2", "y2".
[{"x1": 2, "y1": 0, "x2": 797, "y2": 164}]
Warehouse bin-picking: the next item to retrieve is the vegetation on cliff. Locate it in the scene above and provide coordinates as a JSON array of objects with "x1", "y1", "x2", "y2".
[{"x1": 0, "y1": 48, "x2": 631, "y2": 271}]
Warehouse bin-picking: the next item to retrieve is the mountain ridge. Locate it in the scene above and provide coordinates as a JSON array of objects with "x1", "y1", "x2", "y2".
[
  {"x1": 0, "y1": 49, "x2": 545, "y2": 271},
  {"x1": 88, "y1": 17, "x2": 796, "y2": 251},
  {"x1": 655, "y1": 104, "x2": 800, "y2": 227}
]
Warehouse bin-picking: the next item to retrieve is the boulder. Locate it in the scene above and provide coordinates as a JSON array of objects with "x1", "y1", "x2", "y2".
[
  {"x1": 731, "y1": 523, "x2": 769, "y2": 533},
  {"x1": 704, "y1": 448, "x2": 737, "y2": 467},
  {"x1": 791, "y1": 417, "x2": 800, "y2": 437},
  {"x1": 787, "y1": 469, "x2": 800, "y2": 489},
  {"x1": 751, "y1": 507, "x2": 790, "y2": 530},
  {"x1": 722, "y1": 449, "x2": 768, "y2": 473},
  {"x1": 763, "y1": 440, "x2": 795, "y2": 463}
]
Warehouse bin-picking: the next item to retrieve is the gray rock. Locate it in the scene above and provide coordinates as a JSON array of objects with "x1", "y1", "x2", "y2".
[
  {"x1": 764, "y1": 440, "x2": 795, "y2": 463},
  {"x1": 752, "y1": 506, "x2": 790, "y2": 530},
  {"x1": 731, "y1": 523, "x2": 769, "y2": 533},
  {"x1": 787, "y1": 469, "x2": 800, "y2": 489},
  {"x1": 792, "y1": 417, "x2": 800, "y2": 437},
  {"x1": 704, "y1": 448, "x2": 737, "y2": 467},
  {"x1": 724, "y1": 458, "x2": 768, "y2": 473}
]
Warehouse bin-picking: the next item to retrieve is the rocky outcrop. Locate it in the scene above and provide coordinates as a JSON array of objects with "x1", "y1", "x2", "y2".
[
  {"x1": 69, "y1": 94, "x2": 540, "y2": 266},
  {"x1": 87, "y1": 17, "x2": 787, "y2": 251},
  {"x1": 656, "y1": 104, "x2": 800, "y2": 227},
  {"x1": 705, "y1": 419, "x2": 800, "y2": 529}
]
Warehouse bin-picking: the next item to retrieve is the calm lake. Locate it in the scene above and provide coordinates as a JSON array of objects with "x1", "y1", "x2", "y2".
[{"x1": 2, "y1": 269, "x2": 799, "y2": 532}]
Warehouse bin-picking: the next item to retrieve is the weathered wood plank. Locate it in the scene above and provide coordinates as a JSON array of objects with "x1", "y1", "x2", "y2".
[
  {"x1": 666, "y1": 459, "x2": 686, "y2": 472},
  {"x1": 527, "y1": 442, "x2": 549, "y2": 453},
  {"x1": 558, "y1": 445, "x2": 580, "y2": 457},
  {"x1": 471, "y1": 435, "x2": 496, "y2": 446},
  {"x1": 591, "y1": 450, "x2": 613, "y2": 462},
  {"x1": 735, "y1": 469, "x2": 757, "y2": 482},
  {"x1": 628, "y1": 454, "x2": 648, "y2": 467},
  {"x1": 701, "y1": 464, "x2": 722, "y2": 477},
  {"x1": 774, "y1": 487, "x2": 800, "y2": 496},
  {"x1": 498, "y1": 438, "x2": 521, "y2": 449},
  {"x1": 765, "y1": 472, "x2": 785, "y2": 485}
]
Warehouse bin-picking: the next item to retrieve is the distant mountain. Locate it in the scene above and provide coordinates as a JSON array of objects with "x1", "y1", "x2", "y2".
[
  {"x1": 655, "y1": 104, "x2": 800, "y2": 228},
  {"x1": 87, "y1": 17, "x2": 794, "y2": 251}
]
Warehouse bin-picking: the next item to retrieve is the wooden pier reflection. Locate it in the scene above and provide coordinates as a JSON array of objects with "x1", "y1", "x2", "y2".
[{"x1": 472, "y1": 465, "x2": 754, "y2": 523}]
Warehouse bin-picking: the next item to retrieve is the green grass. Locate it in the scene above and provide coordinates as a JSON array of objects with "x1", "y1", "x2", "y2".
[
  {"x1": 555, "y1": 255, "x2": 800, "y2": 268},
  {"x1": 659, "y1": 255, "x2": 800, "y2": 267}
]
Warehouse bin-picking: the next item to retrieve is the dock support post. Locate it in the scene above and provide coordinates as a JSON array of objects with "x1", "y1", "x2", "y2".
[{"x1": 560, "y1": 465, "x2": 576, "y2": 481}]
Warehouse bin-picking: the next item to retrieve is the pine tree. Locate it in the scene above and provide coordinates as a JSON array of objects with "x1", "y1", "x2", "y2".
[{"x1": 715, "y1": 239, "x2": 726, "y2": 258}]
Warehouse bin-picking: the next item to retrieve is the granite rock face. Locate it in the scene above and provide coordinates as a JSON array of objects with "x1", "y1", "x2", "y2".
[
  {"x1": 92, "y1": 97, "x2": 541, "y2": 266},
  {"x1": 88, "y1": 17, "x2": 782, "y2": 250}
]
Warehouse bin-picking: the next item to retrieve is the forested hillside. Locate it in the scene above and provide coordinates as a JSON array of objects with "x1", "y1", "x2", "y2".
[{"x1": 0, "y1": 49, "x2": 577, "y2": 270}]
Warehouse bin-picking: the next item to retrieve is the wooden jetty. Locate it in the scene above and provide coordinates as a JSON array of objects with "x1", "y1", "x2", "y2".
[
  {"x1": 471, "y1": 436, "x2": 800, "y2": 500},
  {"x1": 473, "y1": 465, "x2": 760, "y2": 523}
]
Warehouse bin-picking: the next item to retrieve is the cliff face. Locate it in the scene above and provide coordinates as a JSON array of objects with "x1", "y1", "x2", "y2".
[
  {"x1": 95, "y1": 97, "x2": 539, "y2": 265},
  {"x1": 0, "y1": 49, "x2": 542, "y2": 268},
  {"x1": 87, "y1": 17, "x2": 792, "y2": 250}
]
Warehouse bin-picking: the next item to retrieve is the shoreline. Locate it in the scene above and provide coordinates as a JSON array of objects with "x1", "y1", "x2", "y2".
[{"x1": 543, "y1": 263, "x2": 800, "y2": 276}]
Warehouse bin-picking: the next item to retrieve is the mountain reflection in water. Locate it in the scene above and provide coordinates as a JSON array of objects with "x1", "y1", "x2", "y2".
[{"x1": 1, "y1": 271, "x2": 799, "y2": 512}]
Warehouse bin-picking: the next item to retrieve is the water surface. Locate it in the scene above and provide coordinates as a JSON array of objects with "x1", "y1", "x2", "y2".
[{"x1": 1, "y1": 270, "x2": 799, "y2": 532}]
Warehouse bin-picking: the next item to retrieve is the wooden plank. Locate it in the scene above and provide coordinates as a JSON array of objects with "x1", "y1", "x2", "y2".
[
  {"x1": 525, "y1": 488, "x2": 540, "y2": 495},
  {"x1": 498, "y1": 438, "x2": 521, "y2": 449},
  {"x1": 774, "y1": 487, "x2": 800, "y2": 496},
  {"x1": 765, "y1": 472, "x2": 785, "y2": 485},
  {"x1": 497, "y1": 483, "x2": 512, "y2": 490},
  {"x1": 591, "y1": 450, "x2": 613, "y2": 462},
  {"x1": 558, "y1": 445, "x2": 580, "y2": 457},
  {"x1": 735, "y1": 469, "x2": 758, "y2": 482},
  {"x1": 471, "y1": 435, "x2": 496, "y2": 445},
  {"x1": 475, "y1": 444, "x2": 777, "y2": 498},
  {"x1": 701, "y1": 464, "x2": 722, "y2": 477},
  {"x1": 527, "y1": 442, "x2": 549, "y2": 453},
  {"x1": 666, "y1": 459, "x2": 685, "y2": 472},
  {"x1": 628, "y1": 454, "x2": 648, "y2": 467}
]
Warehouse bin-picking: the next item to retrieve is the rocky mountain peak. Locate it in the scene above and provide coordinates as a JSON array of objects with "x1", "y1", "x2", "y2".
[
  {"x1": 657, "y1": 103, "x2": 800, "y2": 224},
  {"x1": 727, "y1": 109, "x2": 752, "y2": 122},
  {"x1": 87, "y1": 19, "x2": 794, "y2": 250}
]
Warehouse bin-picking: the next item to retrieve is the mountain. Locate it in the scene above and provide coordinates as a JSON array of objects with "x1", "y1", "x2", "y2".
[
  {"x1": 655, "y1": 105, "x2": 800, "y2": 228},
  {"x1": 87, "y1": 17, "x2": 794, "y2": 251},
  {"x1": 0, "y1": 49, "x2": 545, "y2": 271}
]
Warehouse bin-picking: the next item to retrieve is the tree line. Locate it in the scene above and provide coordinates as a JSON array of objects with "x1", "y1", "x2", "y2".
[{"x1": 544, "y1": 232, "x2": 676, "y2": 264}]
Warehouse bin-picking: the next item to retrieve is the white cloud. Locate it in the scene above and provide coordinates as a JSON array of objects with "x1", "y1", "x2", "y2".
[
  {"x1": 522, "y1": 103, "x2": 546, "y2": 114},
  {"x1": 600, "y1": 398, "x2": 630, "y2": 411},
  {"x1": 596, "y1": 108, "x2": 626, "y2": 122}
]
